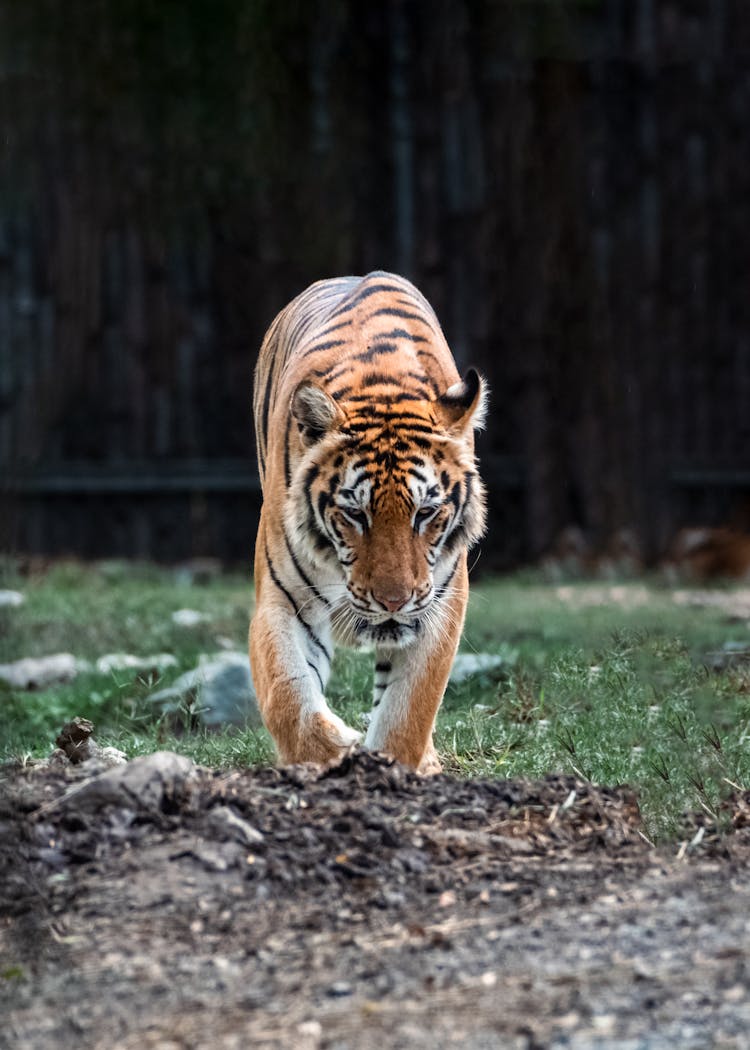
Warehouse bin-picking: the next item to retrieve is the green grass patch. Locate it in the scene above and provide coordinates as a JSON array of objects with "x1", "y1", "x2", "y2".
[{"x1": 2, "y1": 561, "x2": 750, "y2": 841}]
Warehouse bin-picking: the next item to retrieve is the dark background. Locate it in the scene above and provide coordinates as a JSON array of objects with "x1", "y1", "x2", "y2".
[{"x1": 1, "y1": 0, "x2": 748, "y2": 568}]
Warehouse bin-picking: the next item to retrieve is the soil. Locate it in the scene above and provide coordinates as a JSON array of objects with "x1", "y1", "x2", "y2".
[{"x1": 2, "y1": 749, "x2": 750, "y2": 1049}]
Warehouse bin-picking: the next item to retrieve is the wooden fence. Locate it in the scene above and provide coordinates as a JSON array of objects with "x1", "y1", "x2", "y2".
[{"x1": 1, "y1": 0, "x2": 748, "y2": 565}]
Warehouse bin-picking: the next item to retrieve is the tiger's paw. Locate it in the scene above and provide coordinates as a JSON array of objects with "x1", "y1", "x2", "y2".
[
  {"x1": 417, "y1": 742, "x2": 443, "y2": 776},
  {"x1": 295, "y1": 711, "x2": 361, "y2": 765}
]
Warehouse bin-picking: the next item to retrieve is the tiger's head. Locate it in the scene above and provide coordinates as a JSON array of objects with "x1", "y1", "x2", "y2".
[{"x1": 288, "y1": 370, "x2": 487, "y2": 649}]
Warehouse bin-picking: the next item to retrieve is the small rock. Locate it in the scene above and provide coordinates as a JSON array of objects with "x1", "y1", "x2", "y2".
[
  {"x1": 89, "y1": 743, "x2": 128, "y2": 768},
  {"x1": 96, "y1": 652, "x2": 178, "y2": 675},
  {"x1": 171, "y1": 608, "x2": 210, "y2": 628},
  {"x1": 57, "y1": 751, "x2": 197, "y2": 812},
  {"x1": 190, "y1": 844, "x2": 233, "y2": 872},
  {"x1": 723, "y1": 984, "x2": 745, "y2": 1002},
  {"x1": 48, "y1": 718, "x2": 127, "y2": 768},
  {"x1": 0, "y1": 590, "x2": 24, "y2": 607},
  {"x1": 208, "y1": 805, "x2": 264, "y2": 846},
  {"x1": 0, "y1": 653, "x2": 79, "y2": 690},
  {"x1": 56, "y1": 717, "x2": 95, "y2": 763},
  {"x1": 149, "y1": 651, "x2": 260, "y2": 728},
  {"x1": 327, "y1": 981, "x2": 352, "y2": 997},
  {"x1": 45, "y1": 748, "x2": 71, "y2": 769},
  {"x1": 297, "y1": 1021, "x2": 323, "y2": 1039},
  {"x1": 449, "y1": 653, "x2": 506, "y2": 685}
]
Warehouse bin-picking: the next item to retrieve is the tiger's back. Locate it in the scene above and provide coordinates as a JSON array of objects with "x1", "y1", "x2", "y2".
[
  {"x1": 253, "y1": 272, "x2": 461, "y2": 490},
  {"x1": 250, "y1": 272, "x2": 486, "y2": 770}
]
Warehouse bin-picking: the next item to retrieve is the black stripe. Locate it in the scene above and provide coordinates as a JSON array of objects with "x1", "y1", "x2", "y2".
[
  {"x1": 435, "y1": 556, "x2": 461, "y2": 599},
  {"x1": 303, "y1": 463, "x2": 336, "y2": 555},
  {"x1": 350, "y1": 469, "x2": 370, "y2": 489},
  {"x1": 329, "y1": 282, "x2": 405, "y2": 318},
  {"x1": 317, "y1": 490, "x2": 329, "y2": 521},
  {"x1": 307, "y1": 659, "x2": 324, "y2": 691},
  {"x1": 352, "y1": 342, "x2": 399, "y2": 363},
  {"x1": 339, "y1": 392, "x2": 428, "y2": 405},
  {"x1": 343, "y1": 421, "x2": 379, "y2": 433},
  {"x1": 260, "y1": 379, "x2": 273, "y2": 460},
  {"x1": 317, "y1": 319, "x2": 353, "y2": 338},
  {"x1": 405, "y1": 370, "x2": 439, "y2": 394},
  {"x1": 394, "y1": 421, "x2": 437, "y2": 435},
  {"x1": 361, "y1": 371, "x2": 404, "y2": 388},
  {"x1": 316, "y1": 361, "x2": 355, "y2": 385},
  {"x1": 416, "y1": 347, "x2": 445, "y2": 368},
  {"x1": 442, "y1": 524, "x2": 467, "y2": 555},
  {"x1": 264, "y1": 542, "x2": 300, "y2": 613},
  {"x1": 264, "y1": 542, "x2": 332, "y2": 661},
  {"x1": 284, "y1": 416, "x2": 292, "y2": 488},
  {"x1": 374, "y1": 327, "x2": 429, "y2": 343},
  {"x1": 461, "y1": 472, "x2": 473, "y2": 519},
  {"x1": 309, "y1": 518, "x2": 337, "y2": 554},
  {"x1": 388, "y1": 391, "x2": 426, "y2": 403},
  {"x1": 304, "y1": 461, "x2": 320, "y2": 497},
  {"x1": 369, "y1": 307, "x2": 436, "y2": 328},
  {"x1": 342, "y1": 418, "x2": 434, "y2": 435},
  {"x1": 284, "y1": 528, "x2": 330, "y2": 608},
  {"x1": 301, "y1": 338, "x2": 348, "y2": 358},
  {"x1": 348, "y1": 409, "x2": 432, "y2": 426}
]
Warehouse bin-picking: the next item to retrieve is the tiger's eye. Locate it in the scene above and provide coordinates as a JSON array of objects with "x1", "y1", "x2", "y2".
[
  {"x1": 343, "y1": 508, "x2": 368, "y2": 529},
  {"x1": 414, "y1": 507, "x2": 437, "y2": 530}
]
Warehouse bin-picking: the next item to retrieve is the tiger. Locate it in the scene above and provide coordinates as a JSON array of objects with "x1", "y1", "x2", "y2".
[{"x1": 249, "y1": 271, "x2": 487, "y2": 773}]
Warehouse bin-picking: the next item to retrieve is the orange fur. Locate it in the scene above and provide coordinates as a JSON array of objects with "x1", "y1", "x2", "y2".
[{"x1": 249, "y1": 272, "x2": 486, "y2": 770}]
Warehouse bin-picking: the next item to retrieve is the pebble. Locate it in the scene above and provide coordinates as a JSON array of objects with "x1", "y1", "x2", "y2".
[
  {"x1": 96, "y1": 652, "x2": 178, "y2": 674},
  {"x1": 0, "y1": 652, "x2": 78, "y2": 689},
  {"x1": 0, "y1": 589, "x2": 24, "y2": 607},
  {"x1": 208, "y1": 805, "x2": 264, "y2": 846},
  {"x1": 171, "y1": 608, "x2": 210, "y2": 627},
  {"x1": 327, "y1": 981, "x2": 352, "y2": 997},
  {"x1": 56, "y1": 751, "x2": 197, "y2": 812},
  {"x1": 149, "y1": 651, "x2": 260, "y2": 727},
  {"x1": 449, "y1": 653, "x2": 506, "y2": 684}
]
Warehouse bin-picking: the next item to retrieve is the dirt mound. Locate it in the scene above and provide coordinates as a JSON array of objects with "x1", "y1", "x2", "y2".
[
  {"x1": 2, "y1": 750, "x2": 750, "y2": 1049},
  {"x1": 2, "y1": 749, "x2": 645, "y2": 914}
]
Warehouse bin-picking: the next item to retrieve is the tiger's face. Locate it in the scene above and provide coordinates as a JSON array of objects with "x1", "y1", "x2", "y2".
[{"x1": 289, "y1": 371, "x2": 487, "y2": 649}]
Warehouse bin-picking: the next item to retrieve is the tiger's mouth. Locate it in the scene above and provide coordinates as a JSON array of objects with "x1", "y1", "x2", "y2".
[{"x1": 353, "y1": 616, "x2": 421, "y2": 648}]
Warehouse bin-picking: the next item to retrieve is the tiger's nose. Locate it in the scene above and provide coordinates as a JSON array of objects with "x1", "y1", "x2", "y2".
[{"x1": 372, "y1": 588, "x2": 411, "y2": 613}]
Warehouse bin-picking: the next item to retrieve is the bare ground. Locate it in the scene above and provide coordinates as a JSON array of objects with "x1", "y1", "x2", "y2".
[{"x1": 2, "y1": 750, "x2": 750, "y2": 1049}]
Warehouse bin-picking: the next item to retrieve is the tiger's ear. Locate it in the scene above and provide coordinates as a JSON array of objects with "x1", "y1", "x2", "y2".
[
  {"x1": 437, "y1": 368, "x2": 488, "y2": 433},
  {"x1": 291, "y1": 382, "x2": 342, "y2": 446}
]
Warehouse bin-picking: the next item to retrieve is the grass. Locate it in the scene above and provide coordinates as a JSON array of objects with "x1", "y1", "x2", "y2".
[{"x1": 2, "y1": 559, "x2": 750, "y2": 841}]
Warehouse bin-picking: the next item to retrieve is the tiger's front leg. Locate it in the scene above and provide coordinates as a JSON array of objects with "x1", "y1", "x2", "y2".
[
  {"x1": 249, "y1": 602, "x2": 361, "y2": 765},
  {"x1": 365, "y1": 554, "x2": 468, "y2": 772}
]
